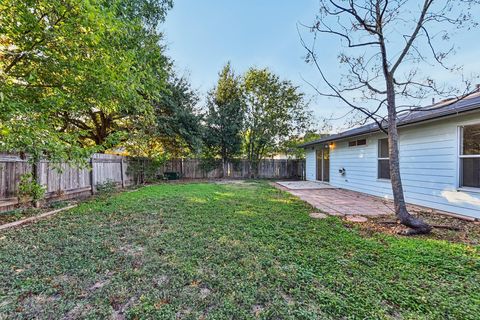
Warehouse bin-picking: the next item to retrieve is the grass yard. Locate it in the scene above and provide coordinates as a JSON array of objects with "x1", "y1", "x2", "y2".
[{"x1": 0, "y1": 182, "x2": 479, "y2": 319}]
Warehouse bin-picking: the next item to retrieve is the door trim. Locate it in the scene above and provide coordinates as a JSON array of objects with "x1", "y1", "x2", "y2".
[{"x1": 316, "y1": 145, "x2": 330, "y2": 183}]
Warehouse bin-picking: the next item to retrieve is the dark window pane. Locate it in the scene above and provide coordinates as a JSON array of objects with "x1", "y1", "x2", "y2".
[
  {"x1": 348, "y1": 141, "x2": 357, "y2": 147},
  {"x1": 461, "y1": 158, "x2": 480, "y2": 188},
  {"x1": 378, "y1": 138, "x2": 389, "y2": 158},
  {"x1": 463, "y1": 124, "x2": 480, "y2": 155},
  {"x1": 378, "y1": 159, "x2": 390, "y2": 179},
  {"x1": 357, "y1": 139, "x2": 366, "y2": 146}
]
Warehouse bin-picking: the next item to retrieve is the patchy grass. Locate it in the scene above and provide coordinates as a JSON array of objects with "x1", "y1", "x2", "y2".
[{"x1": 0, "y1": 182, "x2": 479, "y2": 319}]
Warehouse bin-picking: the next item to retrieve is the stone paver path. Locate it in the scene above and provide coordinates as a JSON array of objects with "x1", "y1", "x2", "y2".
[
  {"x1": 309, "y1": 212, "x2": 328, "y2": 219},
  {"x1": 275, "y1": 182, "x2": 437, "y2": 217}
]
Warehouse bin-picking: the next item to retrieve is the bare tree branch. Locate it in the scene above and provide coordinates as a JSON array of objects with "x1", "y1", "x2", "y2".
[
  {"x1": 390, "y1": 0, "x2": 433, "y2": 74},
  {"x1": 298, "y1": 27, "x2": 388, "y2": 134}
]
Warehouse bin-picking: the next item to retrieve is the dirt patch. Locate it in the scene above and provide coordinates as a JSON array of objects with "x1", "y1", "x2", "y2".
[
  {"x1": 176, "y1": 307, "x2": 193, "y2": 318},
  {"x1": 345, "y1": 216, "x2": 368, "y2": 223},
  {"x1": 19, "y1": 293, "x2": 60, "y2": 318},
  {"x1": 199, "y1": 287, "x2": 211, "y2": 299},
  {"x1": 111, "y1": 295, "x2": 138, "y2": 320},
  {"x1": 88, "y1": 279, "x2": 110, "y2": 292},
  {"x1": 252, "y1": 304, "x2": 264, "y2": 317},
  {"x1": 118, "y1": 245, "x2": 144, "y2": 256},
  {"x1": 350, "y1": 211, "x2": 480, "y2": 245},
  {"x1": 153, "y1": 275, "x2": 169, "y2": 288},
  {"x1": 212, "y1": 179, "x2": 247, "y2": 185},
  {"x1": 281, "y1": 293, "x2": 295, "y2": 306},
  {"x1": 64, "y1": 303, "x2": 92, "y2": 320}
]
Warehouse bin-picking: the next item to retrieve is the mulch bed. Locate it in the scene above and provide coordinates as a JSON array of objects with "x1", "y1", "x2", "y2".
[
  {"x1": 0, "y1": 201, "x2": 77, "y2": 227},
  {"x1": 349, "y1": 211, "x2": 480, "y2": 245},
  {"x1": 0, "y1": 207, "x2": 43, "y2": 226}
]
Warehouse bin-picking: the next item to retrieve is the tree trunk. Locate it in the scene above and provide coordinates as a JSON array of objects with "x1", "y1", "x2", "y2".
[
  {"x1": 385, "y1": 79, "x2": 431, "y2": 235},
  {"x1": 221, "y1": 157, "x2": 226, "y2": 179},
  {"x1": 31, "y1": 154, "x2": 42, "y2": 208}
]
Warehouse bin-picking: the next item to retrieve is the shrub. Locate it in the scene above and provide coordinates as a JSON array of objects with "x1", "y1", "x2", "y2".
[
  {"x1": 199, "y1": 157, "x2": 221, "y2": 173},
  {"x1": 95, "y1": 180, "x2": 117, "y2": 196},
  {"x1": 127, "y1": 158, "x2": 164, "y2": 184},
  {"x1": 17, "y1": 173, "x2": 45, "y2": 204}
]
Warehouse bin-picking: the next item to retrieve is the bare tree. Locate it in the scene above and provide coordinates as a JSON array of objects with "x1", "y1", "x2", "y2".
[{"x1": 301, "y1": 0, "x2": 479, "y2": 234}]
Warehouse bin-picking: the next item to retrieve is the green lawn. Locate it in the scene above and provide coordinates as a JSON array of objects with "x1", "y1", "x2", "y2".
[{"x1": 0, "y1": 182, "x2": 479, "y2": 319}]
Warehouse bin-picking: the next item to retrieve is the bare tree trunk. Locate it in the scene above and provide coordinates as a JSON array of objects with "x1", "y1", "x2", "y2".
[
  {"x1": 386, "y1": 79, "x2": 431, "y2": 235},
  {"x1": 31, "y1": 154, "x2": 42, "y2": 208},
  {"x1": 221, "y1": 157, "x2": 226, "y2": 179}
]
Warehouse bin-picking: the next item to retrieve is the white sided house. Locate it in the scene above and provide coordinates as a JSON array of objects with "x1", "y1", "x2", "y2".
[{"x1": 301, "y1": 94, "x2": 480, "y2": 219}]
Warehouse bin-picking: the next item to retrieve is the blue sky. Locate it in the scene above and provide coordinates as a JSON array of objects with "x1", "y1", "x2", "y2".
[{"x1": 162, "y1": 1, "x2": 480, "y2": 132}]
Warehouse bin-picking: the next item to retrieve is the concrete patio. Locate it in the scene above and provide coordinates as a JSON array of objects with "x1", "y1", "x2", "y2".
[
  {"x1": 276, "y1": 180, "x2": 336, "y2": 190},
  {"x1": 275, "y1": 181, "x2": 438, "y2": 217}
]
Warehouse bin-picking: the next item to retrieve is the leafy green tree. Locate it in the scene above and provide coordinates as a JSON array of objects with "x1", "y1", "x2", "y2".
[
  {"x1": 279, "y1": 131, "x2": 329, "y2": 159},
  {"x1": 203, "y1": 63, "x2": 244, "y2": 176},
  {"x1": 51, "y1": 0, "x2": 173, "y2": 149},
  {"x1": 242, "y1": 68, "x2": 311, "y2": 176},
  {"x1": 110, "y1": 74, "x2": 202, "y2": 162},
  {"x1": 0, "y1": 0, "x2": 173, "y2": 163},
  {"x1": 1, "y1": 0, "x2": 107, "y2": 162}
]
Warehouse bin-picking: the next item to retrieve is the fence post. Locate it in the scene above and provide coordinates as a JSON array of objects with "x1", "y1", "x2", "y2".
[
  {"x1": 120, "y1": 157, "x2": 125, "y2": 188},
  {"x1": 90, "y1": 157, "x2": 96, "y2": 194},
  {"x1": 181, "y1": 158, "x2": 184, "y2": 178},
  {"x1": 32, "y1": 157, "x2": 42, "y2": 208},
  {"x1": 58, "y1": 163, "x2": 63, "y2": 195}
]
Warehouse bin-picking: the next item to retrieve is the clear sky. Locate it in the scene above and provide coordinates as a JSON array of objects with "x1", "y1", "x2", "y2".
[{"x1": 162, "y1": 1, "x2": 480, "y2": 132}]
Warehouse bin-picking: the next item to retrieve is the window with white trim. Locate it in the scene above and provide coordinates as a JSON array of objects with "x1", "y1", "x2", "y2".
[
  {"x1": 460, "y1": 124, "x2": 480, "y2": 188},
  {"x1": 378, "y1": 138, "x2": 390, "y2": 179}
]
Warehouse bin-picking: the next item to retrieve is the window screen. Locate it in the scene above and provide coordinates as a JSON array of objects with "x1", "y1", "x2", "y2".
[
  {"x1": 378, "y1": 138, "x2": 390, "y2": 179},
  {"x1": 357, "y1": 139, "x2": 367, "y2": 146},
  {"x1": 460, "y1": 124, "x2": 480, "y2": 188},
  {"x1": 348, "y1": 139, "x2": 367, "y2": 147}
]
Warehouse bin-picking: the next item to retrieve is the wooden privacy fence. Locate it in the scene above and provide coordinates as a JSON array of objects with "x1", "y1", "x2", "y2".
[
  {"x1": 0, "y1": 153, "x2": 305, "y2": 204},
  {"x1": 161, "y1": 159, "x2": 305, "y2": 180},
  {"x1": 0, "y1": 153, "x2": 138, "y2": 203}
]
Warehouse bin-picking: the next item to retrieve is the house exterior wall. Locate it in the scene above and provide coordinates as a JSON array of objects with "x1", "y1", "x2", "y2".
[{"x1": 306, "y1": 112, "x2": 480, "y2": 219}]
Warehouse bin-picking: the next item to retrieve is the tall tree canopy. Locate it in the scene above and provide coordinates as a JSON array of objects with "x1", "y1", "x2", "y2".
[
  {"x1": 242, "y1": 68, "x2": 311, "y2": 175},
  {"x1": 279, "y1": 131, "x2": 329, "y2": 159},
  {"x1": 203, "y1": 63, "x2": 244, "y2": 175},
  {"x1": 0, "y1": 0, "x2": 201, "y2": 163},
  {"x1": 136, "y1": 74, "x2": 202, "y2": 159}
]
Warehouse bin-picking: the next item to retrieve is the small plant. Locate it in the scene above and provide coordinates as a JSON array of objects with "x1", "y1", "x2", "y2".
[
  {"x1": 95, "y1": 180, "x2": 117, "y2": 196},
  {"x1": 17, "y1": 173, "x2": 45, "y2": 204},
  {"x1": 126, "y1": 158, "x2": 164, "y2": 184}
]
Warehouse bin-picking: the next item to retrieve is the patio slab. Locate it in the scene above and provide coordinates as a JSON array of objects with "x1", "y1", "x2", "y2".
[
  {"x1": 275, "y1": 182, "x2": 436, "y2": 217},
  {"x1": 276, "y1": 181, "x2": 337, "y2": 190}
]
